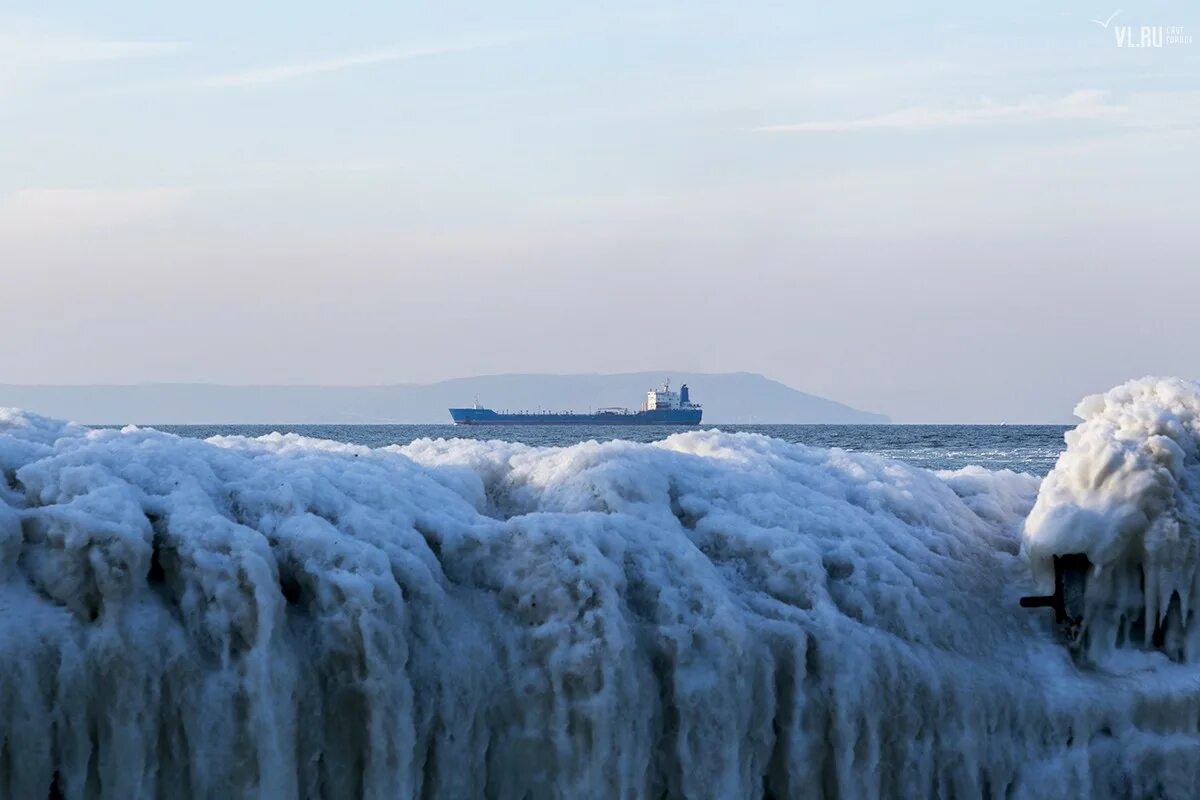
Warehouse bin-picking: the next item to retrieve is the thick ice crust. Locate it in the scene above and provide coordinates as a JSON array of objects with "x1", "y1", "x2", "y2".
[
  {"x1": 0, "y1": 408, "x2": 1195, "y2": 799},
  {"x1": 1026, "y1": 378, "x2": 1200, "y2": 665}
]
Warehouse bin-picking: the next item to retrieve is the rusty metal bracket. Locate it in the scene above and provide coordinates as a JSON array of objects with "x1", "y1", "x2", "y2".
[{"x1": 1020, "y1": 553, "x2": 1091, "y2": 641}]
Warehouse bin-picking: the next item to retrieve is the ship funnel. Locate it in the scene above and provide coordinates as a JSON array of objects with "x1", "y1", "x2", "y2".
[{"x1": 680, "y1": 384, "x2": 690, "y2": 404}]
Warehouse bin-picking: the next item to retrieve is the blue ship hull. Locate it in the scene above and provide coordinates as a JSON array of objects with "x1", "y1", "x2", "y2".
[{"x1": 449, "y1": 407, "x2": 702, "y2": 425}]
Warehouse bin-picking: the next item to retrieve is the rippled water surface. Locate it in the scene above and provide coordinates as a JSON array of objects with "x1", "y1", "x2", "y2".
[{"x1": 135, "y1": 424, "x2": 1070, "y2": 475}]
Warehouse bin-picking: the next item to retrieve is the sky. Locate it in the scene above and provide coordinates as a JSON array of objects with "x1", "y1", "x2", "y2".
[{"x1": 1, "y1": 0, "x2": 1197, "y2": 422}]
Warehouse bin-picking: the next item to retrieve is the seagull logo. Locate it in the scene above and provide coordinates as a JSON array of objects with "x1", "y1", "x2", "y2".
[{"x1": 1091, "y1": 10, "x2": 1121, "y2": 28}]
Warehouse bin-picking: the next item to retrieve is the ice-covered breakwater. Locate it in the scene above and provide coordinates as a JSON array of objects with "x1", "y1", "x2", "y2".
[{"x1": 1, "y1": 380, "x2": 1199, "y2": 799}]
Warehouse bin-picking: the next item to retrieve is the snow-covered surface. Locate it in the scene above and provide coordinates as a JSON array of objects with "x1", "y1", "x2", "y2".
[
  {"x1": 0, "y1": 400, "x2": 1197, "y2": 798},
  {"x1": 1026, "y1": 377, "x2": 1200, "y2": 666}
]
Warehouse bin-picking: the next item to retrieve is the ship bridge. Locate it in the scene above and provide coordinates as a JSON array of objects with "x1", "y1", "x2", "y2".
[{"x1": 644, "y1": 379, "x2": 702, "y2": 412}]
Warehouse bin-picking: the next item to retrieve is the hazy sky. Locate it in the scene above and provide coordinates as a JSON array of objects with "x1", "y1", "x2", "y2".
[{"x1": 1, "y1": 1, "x2": 1197, "y2": 422}]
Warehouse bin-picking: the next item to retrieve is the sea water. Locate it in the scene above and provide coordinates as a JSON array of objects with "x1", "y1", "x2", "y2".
[{"x1": 145, "y1": 423, "x2": 1071, "y2": 474}]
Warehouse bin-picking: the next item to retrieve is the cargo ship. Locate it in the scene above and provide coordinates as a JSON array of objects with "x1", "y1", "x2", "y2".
[{"x1": 449, "y1": 380, "x2": 702, "y2": 425}]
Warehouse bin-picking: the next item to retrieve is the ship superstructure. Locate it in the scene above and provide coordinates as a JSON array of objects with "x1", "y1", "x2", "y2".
[{"x1": 449, "y1": 379, "x2": 702, "y2": 425}]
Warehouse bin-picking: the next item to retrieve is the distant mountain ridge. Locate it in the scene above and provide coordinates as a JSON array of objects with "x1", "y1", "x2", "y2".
[{"x1": 0, "y1": 372, "x2": 889, "y2": 425}]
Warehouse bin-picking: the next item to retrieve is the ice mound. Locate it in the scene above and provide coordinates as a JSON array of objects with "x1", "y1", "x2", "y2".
[
  {"x1": 0, "y1": 407, "x2": 1197, "y2": 798},
  {"x1": 1025, "y1": 377, "x2": 1200, "y2": 665}
]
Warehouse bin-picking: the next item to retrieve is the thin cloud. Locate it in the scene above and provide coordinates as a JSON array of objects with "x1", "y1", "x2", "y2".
[
  {"x1": 0, "y1": 30, "x2": 183, "y2": 64},
  {"x1": 196, "y1": 38, "x2": 518, "y2": 88},
  {"x1": 757, "y1": 90, "x2": 1127, "y2": 133},
  {"x1": 25, "y1": 37, "x2": 182, "y2": 62},
  {"x1": 0, "y1": 25, "x2": 183, "y2": 96}
]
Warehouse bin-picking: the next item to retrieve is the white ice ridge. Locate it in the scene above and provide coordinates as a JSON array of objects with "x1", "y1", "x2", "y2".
[
  {"x1": 0, "y1": 405, "x2": 1198, "y2": 799},
  {"x1": 1025, "y1": 377, "x2": 1200, "y2": 666}
]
